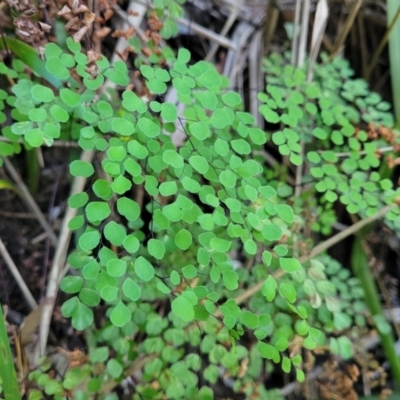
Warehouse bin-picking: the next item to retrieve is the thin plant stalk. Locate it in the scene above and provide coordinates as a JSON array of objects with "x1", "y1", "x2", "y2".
[
  {"x1": 329, "y1": 0, "x2": 363, "y2": 59},
  {"x1": 0, "y1": 304, "x2": 21, "y2": 400},
  {"x1": 351, "y1": 237, "x2": 400, "y2": 386},
  {"x1": 25, "y1": 149, "x2": 39, "y2": 194},
  {"x1": 353, "y1": 2, "x2": 400, "y2": 386},
  {"x1": 364, "y1": 4, "x2": 400, "y2": 81},
  {"x1": 387, "y1": 0, "x2": 400, "y2": 127}
]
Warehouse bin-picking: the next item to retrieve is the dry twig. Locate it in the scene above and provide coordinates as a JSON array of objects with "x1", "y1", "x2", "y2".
[
  {"x1": 3, "y1": 158, "x2": 58, "y2": 246},
  {"x1": 0, "y1": 238, "x2": 37, "y2": 310},
  {"x1": 36, "y1": 150, "x2": 94, "y2": 360}
]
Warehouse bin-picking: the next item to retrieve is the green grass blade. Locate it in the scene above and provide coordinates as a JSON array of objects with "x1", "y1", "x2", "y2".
[
  {"x1": 0, "y1": 37, "x2": 63, "y2": 89},
  {"x1": 0, "y1": 304, "x2": 21, "y2": 400},
  {"x1": 387, "y1": 0, "x2": 400, "y2": 127},
  {"x1": 352, "y1": 237, "x2": 400, "y2": 386}
]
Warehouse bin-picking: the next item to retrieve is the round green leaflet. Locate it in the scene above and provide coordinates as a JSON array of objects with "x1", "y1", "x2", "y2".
[
  {"x1": 172, "y1": 295, "x2": 195, "y2": 322},
  {"x1": 182, "y1": 265, "x2": 197, "y2": 279},
  {"x1": 189, "y1": 121, "x2": 210, "y2": 140},
  {"x1": 274, "y1": 245, "x2": 288, "y2": 257},
  {"x1": 25, "y1": 129, "x2": 43, "y2": 147},
  {"x1": 68, "y1": 215, "x2": 84, "y2": 231},
  {"x1": 96, "y1": 100, "x2": 114, "y2": 118},
  {"x1": 262, "y1": 275, "x2": 277, "y2": 301},
  {"x1": 112, "y1": 118, "x2": 134, "y2": 136},
  {"x1": 223, "y1": 315, "x2": 236, "y2": 329},
  {"x1": 145, "y1": 175, "x2": 159, "y2": 196},
  {"x1": 178, "y1": 48, "x2": 191, "y2": 63},
  {"x1": 31, "y1": 84, "x2": 54, "y2": 103},
  {"x1": 198, "y1": 214, "x2": 214, "y2": 231},
  {"x1": 214, "y1": 139, "x2": 229, "y2": 157},
  {"x1": 257, "y1": 341, "x2": 275, "y2": 360},
  {"x1": 170, "y1": 270, "x2": 181, "y2": 285},
  {"x1": 210, "y1": 237, "x2": 231, "y2": 253},
  {"x1": 137, "y1": 117, "x2": 160, "y2": 138},
  {"x1": 236, "y1": 111, "x2": 255, "y2": 125},
  {"x1": 150, "y1": 101, "x2": 162, "y2": 112},
  {"x1": 163, "y1": 149, "x2": 184, "y2": 168},
  {"x1": 122, "y1": 278, "x2": 141, "y2": 301},
  {"x1": 222, "y1": 270, "x2": 238, "y2": 290},
  {"x1": 84, "y1": 74, "x2": 105, "y2": 91},
  {"x1": 161, "y1": 103, "x2": 178, "y2": 122},
  {"x1": 198, "y1": 90, "x2": 218, "y2": 110},
  {"x1": 249, "y1": 127, "x2": 267, "y2": 145},
  {"x1": 240, "y1": 311, "x2": 259, "y2": 329},
  {"x1": 107, "y1": 359, "x2": 124, "y2": 379},
  {"x1": 225, "y1": 198, "x2": 241, "y2": 212},
  {"x1": 155, "y1": 68, "x2": 170, "y2": 82},
  {"x1": 107, "y1": 259, "x2": 127, "y2": 277},
  {"x1": 160, "y1": 17, "x2": 179, "y2": 39},
  {"x1": 157, "y1": 280, "x2": 171, "y2": 294},
  {"x1": 79, "y1": 231, "x2": 100, "y2": 251},
  {"x1": 198, "y1": 69, "x2": 221, "y2": 89},
  {"x1": 135, "y1": 256, "x2": 155, "y2": 281},
  {"x1": 104, "y1": 221, "x2": 126, "y2": 246},
  {"x1": 123, "y1": 235, "x2": 140, "y2": 254},
  {"x1": 0, "y1": 142, "x2": 14, "y2": 157},
  {"x1": 45, "y1": 42, "x2": 63, "y2": 57},
  {"x1": 61, "y1": 296, "x2": 78, "y2": 318},
  {"x1": 162, "y1": 203, "x2": 183, "y2": 222},
  {"x1": 82, "y1": 260, "x2": 100, "y2": 280},
  {"x1": 312, "y1": 127, "x2": 328, "y2": 140},
  {"x1": 93, "y1": 179, "x2": 112, "y2": 199},
  {"x1": 79, "y1": 288, "x2": 100, "y2": 307},
  {"x1": 110, "y1": 301, "x2": 132, "y2": 328},
  {"x1": 124, "y1": 158, "x2": 142, "y2": 178},
  {"x1": 189, "y1": 155, "x2": 209, "y2": 174},
  {"x1": 117, "y1": 197, "x2": 140, "y2": 221},
  {"x1": 182, "y1": 176, "x2": 201, "y2": 193},
  {"x1": 221, "y1": 91, "x2": 242, "y2": 107},
  {"x1": 244, "y1": 239, "x2": 257, "y2": 255},
  {"x1": 46, "y1": 56, "x2": 70, "y2": 80},
  {"x1": 175, "y1": 229, "x2": 192, "y2": 250},
  {"x1": 219, "y1": 170, "x2": 237, "y2": 189},
  {"x1": 244, "y1": 185, "x2": 258, "y2": 202},
  {"x1": 153, "y1": 209, "x2": 170, "y2": 230},
  {"x1": 104, "y1": 68, "x2": 129, "y2": 86},
  {"x1": 61, "y1": 53, "x2": 75, "y2": 68},
  {"x1": 210, "y1": 108, "x2": 231, "y2": 129},
  {"x1": 231, "y1": 139, "x2": 251, "y2": 155},
  {"x1": 279, "y1": 282, "x2": 297, "y2": 303},
  {"x1": 296, "y1": 369, "x2": 305, "y2": 382},
  {"x1": 81, "y1": 126, "x2": 96, "y2": 139},
  {"x1": 111, "y1": 175, "x2": 132, "y2": 195},
  {"x1": 71, "y1": 301, "x2": 94, "y2": 330},
  {"x1": 60, "y1": 276, "x2": 83, "y2": 294},
  {"x1": 70, "y1": 160, "x2": 94, "y2": 178},
  {"x1": 279, "y1": 257, "x2": 302, "y2": 273},
  {"x1": 159, "y1": 181, "x2": 178, "y2": 196},
  {"x1": 261, "y1": 223, "x2": 282, "y2": 241},
  {"x1": 127, "y1": 140, "x2": 149, "y2": 159},
  {"x1": 140, "y1": 65, "x2": 154, "y2": 79},
  {"x1": 107, "y1": 145, "x2": 126, "y2": 162},
  {"x1": 85, "y1": 201, "x2": 111, "y2": 223},
  {"x1": 100, "y1": 285, "x2": 118, "y2": 302},
  {"x1": 148, "y1": 239, "x2": 166, "y2": 260},
  {"x1": 122, "y1": 91, "x2": 148, "y2": 113},
  {"x1": 276, "y1": 204, "x2": 294, "y2": 224},
  {"x1": 50, "y1": 104, "x2": 69, "y2": 122},
  {"x1": 68, "y1": 192, "x2": 89, "y2": 208}
]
